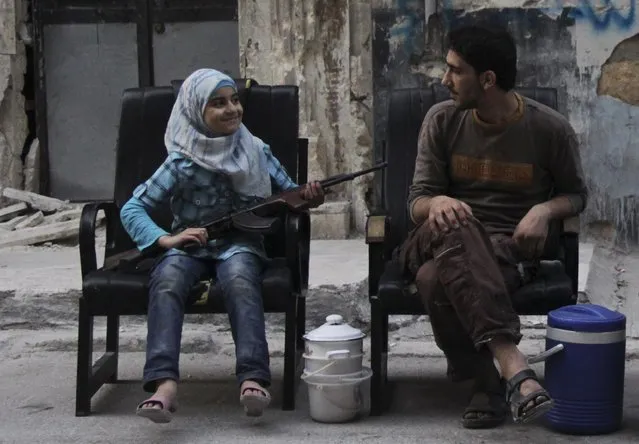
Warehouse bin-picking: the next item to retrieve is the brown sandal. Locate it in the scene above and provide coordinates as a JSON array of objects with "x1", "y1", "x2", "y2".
[
  {"x1": 506, "y1": 369, "x2": 554, "y2": 424},
  {"x1": 462, "y1": 388, "x2": 507, "y2": 429}
]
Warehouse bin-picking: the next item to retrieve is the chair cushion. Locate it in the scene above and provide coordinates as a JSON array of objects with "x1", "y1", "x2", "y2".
[
  {"x1": 83, "y1": 258, "x2": 292, "y2": 316},
  {"x1": 377, "y1": 260, "x2": 575, "y2": 316},
  {"x1": 510, "y1": 260, "x2": 575, "y2": 315}
]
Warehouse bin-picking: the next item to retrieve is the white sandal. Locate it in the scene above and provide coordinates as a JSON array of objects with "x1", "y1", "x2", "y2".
[
  {"x1": 239, "y1": 380, "x2": 271, "y2": 417},
  {"x1": 135, "y1": 394, "x2": 178, "y2": 424}
]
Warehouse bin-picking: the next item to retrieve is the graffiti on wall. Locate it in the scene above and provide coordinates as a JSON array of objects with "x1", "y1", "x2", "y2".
[
  {"x1": 548, "y1": 0, "x2": 636, "y2": 31},
  {"x1": 440, "y1": 0, "x2": 636, "y2": 32},
  {"x1": 387, "y1": 0, "x2": 425, "y2": 55},
  {"x1": 387, "y1": 0, "x2": 636, "y2": 57}
]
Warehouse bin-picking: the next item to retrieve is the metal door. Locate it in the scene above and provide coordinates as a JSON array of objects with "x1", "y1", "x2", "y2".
[{"x1": 34, "y1": 0, "x2": 239, "y2": 201}]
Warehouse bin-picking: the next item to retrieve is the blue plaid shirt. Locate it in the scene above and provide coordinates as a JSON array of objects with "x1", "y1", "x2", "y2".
[{"x1": 120, "y1": 144, "x2": 298, "y2": 261}]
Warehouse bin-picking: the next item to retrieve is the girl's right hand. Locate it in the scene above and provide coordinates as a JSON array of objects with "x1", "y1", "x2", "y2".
[{"x1": 157, "y1": 227, "x2": 208, "y2": 249}]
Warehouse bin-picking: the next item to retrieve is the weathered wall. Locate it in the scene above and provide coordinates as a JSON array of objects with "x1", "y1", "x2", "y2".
[
  {"x1": 0, "y1": 0, "x2": 28, "y2": 198},
  {"x1": 3, "y1": 0, "x2": 634, "y2": 245},
  {"x1": 373, "y1": 0, "x2": 639, "y2": 247},
  {"x1": 239, "y1": 0, "x2": 375, "y2": 235}
]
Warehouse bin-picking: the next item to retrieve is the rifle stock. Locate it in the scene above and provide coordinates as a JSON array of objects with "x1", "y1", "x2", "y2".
[
  {"x1": 231, "y1": 211, "x2": 282, "y2": 234},
  {"x1": 181, "y1": 162, "x2": 387, "y2": 250}
]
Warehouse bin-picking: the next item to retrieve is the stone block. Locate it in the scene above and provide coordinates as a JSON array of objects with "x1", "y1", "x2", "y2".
[
  {"x1": 310, "y1": 200, "x2": 350, "y2": 239},
  {"x1": 0, "y1": 49, "x2": 27, "y2": 200},
  {"x1": 23, "y1": 138, "x2": 40, "y2": 193},
  {"x1": 0, "y1": 0, "x2": 16, "y2": 55}
]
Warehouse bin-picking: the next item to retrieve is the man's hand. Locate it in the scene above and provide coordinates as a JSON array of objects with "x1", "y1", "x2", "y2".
[
  {"x1": 428, "y1": 195, "x2": 473, "y2": 235},
  {"x1": 512, "y1": 204, "x2": 551, "y2": 259},
  {"x1": 157, "y1": 227, "x2": 208, "y2": 250},
  {"x1": 300, "y1": 181, "x2": 325, "y2": 208}
]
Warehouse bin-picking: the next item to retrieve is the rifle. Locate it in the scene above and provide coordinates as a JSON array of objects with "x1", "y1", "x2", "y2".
[
  {"x1": 113, "y1": 162, "x2": 387, "y2": 272},
  {"x1": 183, "y1": 162, "x2": 388, "y2": 248}
]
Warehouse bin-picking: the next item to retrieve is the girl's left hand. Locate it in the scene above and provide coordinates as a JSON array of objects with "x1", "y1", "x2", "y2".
[{"x1": 300, "y1": 181, "x2": 325, "y2": 208}]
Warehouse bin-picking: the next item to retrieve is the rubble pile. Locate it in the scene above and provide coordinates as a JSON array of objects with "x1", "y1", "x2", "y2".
[{"x1": 0, "y1": 188, "x2": 103, "y2": 248}]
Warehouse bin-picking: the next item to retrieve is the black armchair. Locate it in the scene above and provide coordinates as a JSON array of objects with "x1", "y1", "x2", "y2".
[
  {"x1": 76, "y1": 81, "x2": 310, "y2": 416},
  {"x1": 365, "y1": 86, "x2": 579, "y2": 415}
]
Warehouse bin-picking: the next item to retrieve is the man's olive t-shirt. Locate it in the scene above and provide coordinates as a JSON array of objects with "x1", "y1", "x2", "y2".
[{"x1": 408, "y1": 94, "x2": 588, "y2": 235}]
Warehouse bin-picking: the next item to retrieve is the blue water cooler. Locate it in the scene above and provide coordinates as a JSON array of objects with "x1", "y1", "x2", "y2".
[{"x1": 541, "y1": 304, "x2": 626, "y2": 434}]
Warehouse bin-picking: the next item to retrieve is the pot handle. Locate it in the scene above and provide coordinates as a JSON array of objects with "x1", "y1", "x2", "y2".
[
  {"x1": 528, "y1": 344, "x2": 564, "y2": 364},
  {"x1": 301, "y1": 361, "x2": 336, "y2": 378},
  {"x1": 326, "y1": 349, "x2": 351, "y2": 359}
]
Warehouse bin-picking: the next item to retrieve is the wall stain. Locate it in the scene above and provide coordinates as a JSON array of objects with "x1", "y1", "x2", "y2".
[{"x1": 315, "y1": 0, "x2": 348, "y2": 172}]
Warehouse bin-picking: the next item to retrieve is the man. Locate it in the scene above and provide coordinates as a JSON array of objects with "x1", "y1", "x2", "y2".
[{"x1": 396, "y1": 25, "x2": 587, "y2": 428}]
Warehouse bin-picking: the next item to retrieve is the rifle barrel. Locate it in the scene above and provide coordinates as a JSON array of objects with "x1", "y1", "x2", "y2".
[
  {"x1": 319, "y1": 162, "x2": 387, "y2": 188},
  {"x1": 201, "y1": 162, "x2": 388, "y2": 234}
]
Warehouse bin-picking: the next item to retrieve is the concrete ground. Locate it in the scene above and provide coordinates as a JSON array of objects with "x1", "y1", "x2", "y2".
[
  {"x1": 1, "y1": 350, "x2": 638, "y2": 444},
  {"x1": 0, "y1": 238, "x2": 638, "y2": 443}
]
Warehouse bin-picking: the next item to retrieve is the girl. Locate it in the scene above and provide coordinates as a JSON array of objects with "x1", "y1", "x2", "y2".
[{"x1": 120, "y1": 68, "x2": 323, "y2": 423}]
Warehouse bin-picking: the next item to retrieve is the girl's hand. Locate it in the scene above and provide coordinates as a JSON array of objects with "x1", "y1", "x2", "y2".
[
  {"x1": 157, "y1": 227, "x2": 208, "y2": 249},
  {"x1": 300, "y1": 181, "x2": 325, "y2": 208}
]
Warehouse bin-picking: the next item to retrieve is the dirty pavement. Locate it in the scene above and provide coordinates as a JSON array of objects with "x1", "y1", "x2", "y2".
[{"x1": 1, "y1": 237, "x2": 639, "y2": 443}]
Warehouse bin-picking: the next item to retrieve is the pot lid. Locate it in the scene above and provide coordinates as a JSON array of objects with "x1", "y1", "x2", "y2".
[{"x1": 304, "y1": 314, "x2": 365, "y2": 342}]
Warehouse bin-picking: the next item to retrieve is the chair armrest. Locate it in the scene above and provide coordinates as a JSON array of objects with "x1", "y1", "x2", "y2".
[
  {"x1": 562, "y1": 215, "x2": 580, "y2": 234},
  {"x1": 560, "y1": 231, "x2": 579, "y2": 295},
  {"x1": 365, "y1": 212, "x2": 391, "y2": 297},
  {"x1": 285, "y1": 210, "x2": 311, "y2": 295},
  {"x1": 559, "y1": 215, "x2": 580, "y2": 294},
  {"x1": 79, "y1": 201, "x2": 119, "y2": 277}
]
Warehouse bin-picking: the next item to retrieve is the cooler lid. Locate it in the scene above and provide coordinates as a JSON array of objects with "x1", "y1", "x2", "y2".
[{"x1": 548, "y1": 304, "x2": 626, "y2": 332}]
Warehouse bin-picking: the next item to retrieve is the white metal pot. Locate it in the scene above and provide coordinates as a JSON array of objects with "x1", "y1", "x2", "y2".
[
  {"x1": 303, "y1": 314, "x2": 365, "y2": 364},
  {"x1": 303, "y1": 352, "x2": 364, "y2": 376},
  {"x1": 301, "y1": 368, "x2": 372, "y2": 423}
]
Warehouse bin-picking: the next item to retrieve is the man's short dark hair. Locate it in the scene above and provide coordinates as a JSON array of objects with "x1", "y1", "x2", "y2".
[{"x1": 446, "y1": 25, "x2": 517, "y2": 91}]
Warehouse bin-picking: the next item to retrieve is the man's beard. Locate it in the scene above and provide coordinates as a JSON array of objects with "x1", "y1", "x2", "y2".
[
  {"x1": 449, "y1": 82, "x2": 482, "y2": 110},
  {"x1": 455, "y1": 96, "x2": 479, "y2": 110}
]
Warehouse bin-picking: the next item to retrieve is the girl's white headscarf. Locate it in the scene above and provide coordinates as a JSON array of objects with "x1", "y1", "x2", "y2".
[{"x1": 164, "y1": 68, "x2": 271, "y2": 198}]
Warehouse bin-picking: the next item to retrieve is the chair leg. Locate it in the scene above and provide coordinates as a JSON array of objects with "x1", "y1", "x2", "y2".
[
  {"x1": 370, "y1": 298, "x2": 388, "y2": 416},
  {"x1": 76, "y1": 299, "x2": 94, "y2": 416},
  {"x1": 294, "y1": 295, "x2": 306, "y2": 388},
  {"x1": 105, "y1": 315, "x2": 120, "y2": 383},
  {"x1": 296, "y1": 294, "x2": 306, "y2": 353},
  {"x1": 382, "y1": 307, "x2": 391, "y2": 406},
  {"x1": 282, "y1": 296, "x2": 297, "y2": 410}
]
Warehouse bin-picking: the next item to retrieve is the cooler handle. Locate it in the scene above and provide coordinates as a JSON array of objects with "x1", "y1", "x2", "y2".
[{"x1": 528, "y1": 344, "x2": 564, "y2": 364}]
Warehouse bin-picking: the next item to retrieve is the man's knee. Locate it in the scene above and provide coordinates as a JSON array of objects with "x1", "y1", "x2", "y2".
[
  {"x1": 439, "y1": 215, "x2": 487, "y2": 243},
  {"x1": 415, "y1": 260, "x2": 449, "y2": 306},
  {"x1": 415, "y1": 260, "x2": 437, "y2": 293},
  {"x1": 413, "y1": 215, "x2": 488, "y2": 249}
]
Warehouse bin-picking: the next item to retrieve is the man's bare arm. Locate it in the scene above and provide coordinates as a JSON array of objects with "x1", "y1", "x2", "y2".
[
  {"x1": 546, "y1": 123, "x2": 588, "y2": 219},
  {"x1": 409, "y1": 196, "x2": 434, "y2": 224},
  {"x1": 534, "y1": 194, "x2": 582, "y2": 222},
  {"x1": 407, "y1": 105, "x2": 450, "y2": 225},
  {"x1": 513, "y1": 122, "x2": 587, "y2": 258}
]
